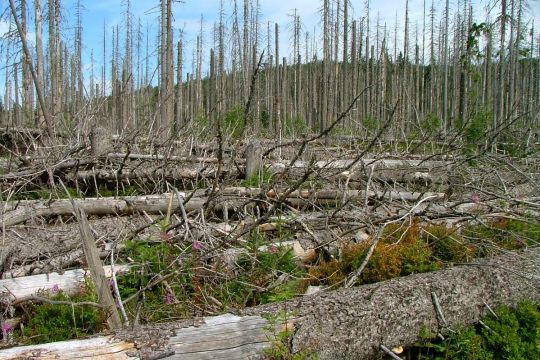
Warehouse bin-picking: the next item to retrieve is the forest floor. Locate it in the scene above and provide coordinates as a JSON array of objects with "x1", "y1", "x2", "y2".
[{"x1": 0, "y1": 130, "x2": 539, "y2": 359}]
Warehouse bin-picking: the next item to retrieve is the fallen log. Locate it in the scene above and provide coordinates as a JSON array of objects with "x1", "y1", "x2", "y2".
[
  {"x1": 0, "y1": 313, "x2": 269, "y2": 359},
  {"x1": 0, "y1": 158, "x2": 95, "y2": 181},
  {"x1": 0, "y1": 248, "x2": 537, "y2": 359},
  {"x1": 1, "y1": 189, "x2": 445, "y2": 227},
  {"x1": 0, "y1": 155, "x2": 450, "y2": 183},
  {"x1": 0, "y1": 336, "x2": 136, "y2": 359},
  {"x1": 105, "y1": 152, "x2": 228, "y2": 164},
  {"x1": 0, "y1": 194, "x2": 207, "y2": 227},
  {"x1": 271, "y1": 158, "x2": 451, "y2": 170},
  {"x1": 74, "y1": 166, "x2": 223, "y2": 182},
  {"x1": 244, "y1": 246, "x2": 540, "y2": 359},
  {"x1": 0, "y1": 265, "x2": 130, "y2": 302}
]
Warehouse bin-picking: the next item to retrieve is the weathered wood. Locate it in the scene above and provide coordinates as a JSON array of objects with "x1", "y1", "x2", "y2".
[
  {"x1": 0, "y1": 336, "x2": 135, "y2": 359},
  {"x1": 0, "y1": 314, "x2": 269, "y2": 359},
  {"x1": 74, "y1": 167, "x2": 220, "y2": 182},
  {"x1": 0, "y1": 265, "x2": 129, "y2": 301},
  {"x1": 244, "y1": 247, "x2": 540, "y2": 359},
  {"x1": 90, "y1": 126, "x2": 114, "y2": 156},
  {"x1": 165, "y1": 314, "x2": 269, "y2": 359},
  {"x1": 77, "y1": 208, "x2": 122, "y2": 329},
  {"x1": 0, "y1": 194, "x2": 207, "y2": 227},
  {"x1": 106, "y1": 152, "x2": 225, "y2": 164},
  {"x1": 245, "y1": 140, "x2": 263, "y2": 180},
  {"x1": 270, "y1": 158, "x2": 450, "y2": 170},
  {"x1": 0, "y1": 158, "x2": 95, "y2": 181}
]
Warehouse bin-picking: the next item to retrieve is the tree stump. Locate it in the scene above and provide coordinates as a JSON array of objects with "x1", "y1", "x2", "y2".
[
  {"x1": 245, "y1": 140, "x2": 263, "y2": 182},
  {"x1": 90, "y1": 126, "x2": 113, "y2": 156}
]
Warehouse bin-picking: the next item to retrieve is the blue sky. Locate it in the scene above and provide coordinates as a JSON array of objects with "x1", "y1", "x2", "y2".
[{"x1": 0, "y1": 0, "x2": 539, "y2": 94}]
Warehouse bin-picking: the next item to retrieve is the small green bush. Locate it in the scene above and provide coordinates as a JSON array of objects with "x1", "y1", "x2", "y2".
[
  {"x1": 23, "y1": 288, "x2": 106, "y2": 344},
  {"x1": 411, "y1": 301, "x2": 540, "y2": 359},
  {"x1": 362, "y1": 115, "x2": 378, "y2": 133},
  {"x1": 263, "y1": 311, "x2": 317, "y2": 359},
  {"x1": 421, "y1": 113, "x2": 441, "y2": 133},
  {"x1": 223, "y1": 106, "x2": 245, "y2": 138},
  {"x1": 241, "y1": 166, "x2": 274, "y2": 187}
]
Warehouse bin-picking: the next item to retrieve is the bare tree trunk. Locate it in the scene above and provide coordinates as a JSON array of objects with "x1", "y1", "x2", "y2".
[
  {"x1": 35, "y1": 0, "x2": 45, "y2": 128},
  {"x1": 21, "y1": 0, "x2": 33, "y2": 125},
  {"x1": 166, "y1": 0, "x2": 174, "y2": 130},
  {"x1": 175, "y1": 34, "x2": 184, "y2": 130},
  {"x1": 274, "y1": 23, "x2": 281, "y2": 135},
  {"x1": 8, "y1": 0, "x2": 53, "y2": 135},
  {"x1": 442, "y1": 0, "x2": 450, "y2": 132},
  {"x1": 498, "y1": 0, "x2": 508, "y2": 131},
  {"x1": 159, "y1": 0, "x2": 167, "y2": 130}
]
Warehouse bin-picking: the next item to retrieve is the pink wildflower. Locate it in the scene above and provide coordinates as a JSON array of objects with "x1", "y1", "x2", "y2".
[
  {"x1": 164, "y1": 291, "x2": 175, "y2": 305},
  {"x1": 1, "y1": 323, "x2": 12, "y2": 337},
  {"x1": 269, "y1": 245, "x2": 278, "y2": 253},
  {"x1": 50, "y1": 284, "x2": 59, "y2": 295},
  {"x1": 471, "y1": 193, "x2": 481, "y2": 204},
  {"x1": 192, "y1": 240, "x2": 202, "y2": 251}
]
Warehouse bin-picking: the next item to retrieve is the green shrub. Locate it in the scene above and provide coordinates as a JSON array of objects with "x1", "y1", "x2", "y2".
[
  {"x1": 284, "y1": 115, "x2": 308, "y2": 137},
  {"x1": 481, "y1": 302, "x2": 540, "y2": 359},
  {"x1": 422, "y1": 113, "x2": 441, "y2": 133},
  {"x1": 241, "y1": 166, "x2": 274, "y2": 187},
  {"x1": 424, "y1": 224, "x2": 476, "y2": 263},
  {"x1": 223, "y1": 106, "x2": 245, "y2": 138},
  {"x1": 362, "y1": 115, "x2": 378, "y2": 133},
  {"x1": 412, "y1": 301, "x2": 540, "y2": 359},
  {"x1": 23, "y1": 288, "x2": 106, "y2": 344}
]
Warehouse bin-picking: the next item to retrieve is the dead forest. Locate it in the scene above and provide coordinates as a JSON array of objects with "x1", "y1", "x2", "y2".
[{"x1": 0, "y1": 0, "x2": 539, "y2": 359}]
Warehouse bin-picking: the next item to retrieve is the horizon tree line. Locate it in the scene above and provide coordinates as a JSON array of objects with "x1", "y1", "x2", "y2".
[{"x1": 0, "y1": 0, "x2": 538, "y2": 145}]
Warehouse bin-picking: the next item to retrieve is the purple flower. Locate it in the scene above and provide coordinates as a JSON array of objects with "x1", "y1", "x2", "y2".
[
  {"x1": 471, "y1": 193, "x2": 481, "y2": 204},
  {"x1": 1, "y1": 323, "x2": 12, "y2": 335},
  {"x1": 192, "y1": 240, "x2": 202, "y2": 251},
  {"x1": 164, "y1": 291, "x2": 175, "y2": 305},
  {"x1": 50, "y1": 284, "x2": 59, "y2": 295}
]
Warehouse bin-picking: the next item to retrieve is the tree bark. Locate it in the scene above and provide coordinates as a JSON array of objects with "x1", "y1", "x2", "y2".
[{"x1": 246, "y1": 246, "x2": 540, "y2": 359}]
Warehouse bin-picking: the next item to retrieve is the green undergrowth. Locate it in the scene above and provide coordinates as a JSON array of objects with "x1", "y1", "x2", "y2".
[
  {"x1": 19, "y1": 281, "x2": 106, "y2": 344},
  {"x1": 114, "y1": 228, "x2": 306, "y2": 324},
  {"x1": 409, "y1": 301, "x2": 540, "y2": 359},
  {"x1": 263, "y1": 310, "x2": 318, "y2": 360},
  {"x1": 308, "y1": 218, "x2": 539, "y2": 287},
  {"x1": 4, "y1": 217, "x2": 537, "y2": 346},
  {"x1": 241, "y1": 166, "x2": 275, "y2": 187}
]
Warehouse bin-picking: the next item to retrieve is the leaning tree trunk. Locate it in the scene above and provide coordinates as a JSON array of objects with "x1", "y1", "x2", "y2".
[{"x1": 0, "y1": 247, "x2": 538, "y2": 359}]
